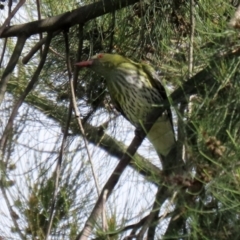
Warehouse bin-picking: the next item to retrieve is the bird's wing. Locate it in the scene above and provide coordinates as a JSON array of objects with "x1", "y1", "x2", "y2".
[
  {"x1": 141, "y1": 62, "x2": 174, "y2": 127},
  {"x1": 140, "y1": 63, "x2": 167, "y2": 99}
]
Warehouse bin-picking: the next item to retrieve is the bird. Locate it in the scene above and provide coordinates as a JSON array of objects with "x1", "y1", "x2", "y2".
[{"x1": 76, "y1": 53, "x2": 176, "y2": 170}]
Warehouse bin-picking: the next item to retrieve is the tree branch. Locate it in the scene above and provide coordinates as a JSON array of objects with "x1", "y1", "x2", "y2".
[
  {"x1": 75, "y1": 130, "x2": 147, "y2": 240},
  {"x1": 0, "y1": 34, "x2": 27, "y2": 105},
  {"x1": 0, "y1": 0, "x2": 26, "y2": 36},
  {"x1": 0, "y1": 0, "x2": 139, "y2": 38},
  {"x1": 22, "y1": 30, "x2": 61, "y2": 64}
]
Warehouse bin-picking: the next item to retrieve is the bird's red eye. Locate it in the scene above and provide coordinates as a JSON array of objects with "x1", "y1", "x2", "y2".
[{"x1": 98, "y1": 54, "x2": 104, "y2": 59}]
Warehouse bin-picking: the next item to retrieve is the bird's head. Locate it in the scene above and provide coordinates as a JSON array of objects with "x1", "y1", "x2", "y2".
[{"x1": 76, "y1": 53, "x2": 128, "y2": 77}]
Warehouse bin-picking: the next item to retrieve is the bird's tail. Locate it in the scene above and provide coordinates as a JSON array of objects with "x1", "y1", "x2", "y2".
[
  {"x1": 147, "y1": 115, "x2": 183, "y2": 173},
  {"x1": 147, "y1": 115, "x2": 175, "y2": 157}
]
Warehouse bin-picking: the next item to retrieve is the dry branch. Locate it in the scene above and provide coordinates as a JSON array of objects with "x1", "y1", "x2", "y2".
[{"x1": 0, "y1": 0, "x2": 139, "y2": 38}]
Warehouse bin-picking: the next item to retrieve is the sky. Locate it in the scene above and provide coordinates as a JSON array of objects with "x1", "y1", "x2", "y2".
[{"x1": 0, "y1": 2, "x2": 175, "y2": 238}]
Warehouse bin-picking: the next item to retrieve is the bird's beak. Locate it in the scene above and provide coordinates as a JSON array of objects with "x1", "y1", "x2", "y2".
[{"x1": 75, "y1": 60, "x2": 93, "y2": 67}]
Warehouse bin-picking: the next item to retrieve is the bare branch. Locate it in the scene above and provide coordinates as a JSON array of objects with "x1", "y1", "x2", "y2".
[
  {"x1": 0, "y1": 39, "x2": 8, "y2": 68},
  {"x1": 0, "y1": 0, "x2": 139, "y2": 38},
  {"x1": 36, "y1": 0, "x2": 43, "y2": 56},
  {"x1": 0, "y1": 34, "x2": 27, "y2": 105},
  {"x1": 0, "y1": 0, "x2": 26, "y2": 36},
  {"x1": 22, "y1": 30, "x2": 61, "y2": 64}
]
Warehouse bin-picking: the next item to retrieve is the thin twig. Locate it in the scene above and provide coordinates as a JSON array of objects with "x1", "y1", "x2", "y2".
[
  {"x1": 0, "y1": 38, "x2": 8, "y2": 68},
  {"x1": 22, "y1": 31, "x2": 61, "y2": 64},
  {"x1": 176, "y1": 103, "x2": 186, "y2": 163},
  {"x1": 188, "y1": 0, "x2": 195, "y2": 78},
  {"x1": 69, "y1": 55, "x2": 101, "y2": 197},
  {"x1": 44, "y1": 32, "x2": 73, "y2": 239},
  {"x1": 181, "y1": 0, "x2": 195, "y2": 162},
  {"x1": 49, "y1": 47, "x2": 65, "y2": 59},
  {"x1": 102, "y1": 189, "x2": 109, "y2": 231},
  {"x1": 44, "y1": 97, "x2": 72, "y2": 234},
  {"x1": 105, "y1": 201, "x2": 176, "y2": 239},
  {"x1": 71, "y1": 25, "x2": 111, "y2": 238},
  {"x1": 6, "y1": 1, "x2": 13, "y2": 64},
  {"x1": 36, "y1": 0, "x2": 43, "y2": 56},
  {"x1": 0, "y1": 33, "x2": 52, "y2": 154},
  {"x1": 65, "y1": 25, "x2": 101, "y2": 197},
  {"x1": 45, "y1": 115, "x2": 72, "y2": 239},
  {"x1": 45, "y1": 28, "x2": 87, "y2": 238},
  {"x1": 0, "y1": 34, "x2": 27, "y2": 106},
  {"x1": 0, "y1": 0, "x2": 26, "y2": 36},
  {"x1": 163, "y1": 197, "x2": 186, "y2": 237},
  {"x1": 137, "y1": 186, "x2": 169, "y2": 239},
  {"x1": 8, "y1": 0, "x2": 13, "y2": 14},
  {"x1": 95, "y1": 215, "x2": 149, "y2": 239},
  {"x1": 108, "y1": 11, "x2": 115, "y2": 52},
  {"x1": 0, "y1": 183, "x2": 25, "y2": 239}
]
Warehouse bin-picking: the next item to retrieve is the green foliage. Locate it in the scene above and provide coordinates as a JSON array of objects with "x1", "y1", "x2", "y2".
[{"x1": 23, "y1": 176, "x2": 73, "y2": 239}]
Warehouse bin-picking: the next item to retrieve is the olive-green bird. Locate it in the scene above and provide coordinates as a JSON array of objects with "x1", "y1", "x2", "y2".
[{"x1": 76, "y1": 53, "x2": 176, "y2": 169}]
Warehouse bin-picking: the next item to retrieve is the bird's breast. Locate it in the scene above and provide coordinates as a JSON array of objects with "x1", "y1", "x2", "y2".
[{"x1": 107, "y1": 70, "x2": 163, "y2": 127}]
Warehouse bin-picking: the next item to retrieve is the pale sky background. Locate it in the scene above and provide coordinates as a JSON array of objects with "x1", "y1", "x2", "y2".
[{"x1": 0, "y1": 2, "x2": 175, "y2": 238}]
